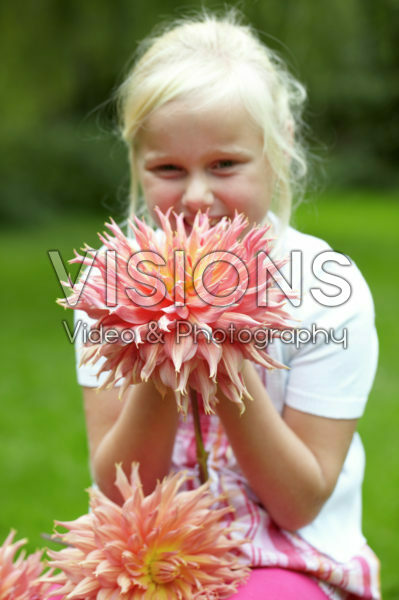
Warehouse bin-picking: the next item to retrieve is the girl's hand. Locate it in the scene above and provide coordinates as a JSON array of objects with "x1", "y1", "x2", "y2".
[
  {"x1": 84, "y1": 382, "x2": 179, "y2": 503},
  {"x1": 215, "y1": 360, "x2": 358, "y2": 531}
]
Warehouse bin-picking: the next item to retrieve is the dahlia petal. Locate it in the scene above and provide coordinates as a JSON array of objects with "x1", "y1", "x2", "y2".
[
  {"x1": 167, "y1": 332, "x2": 197, "y2": 373},
  {"x1": 117, "y1": 571, "x2": 133, "y2": 593},
  {"x1": 112, "y1": 305, "x2": 156, "y2": 324},
  {"x1": 157, "y1": 360, "x2": 178, "y2": 391},
  {"x1": 66, "y1": 576, "x2": 100, "y2": 597},
  {"x1": 190, "y1": 365, "x2": 217, "y2": 414},
  {"x1": 158, "y1": 315, "x2": 173, "y2": 332},
  {"x1": 176, "y1": 392, "x2": 189, "y2": 415},
  {"x1": 115, "y1": 463, "x2": 137, "y2": 501},
  {"x1": 97, "y1": 588, "x2": 117, "y2": 600},
  {"x1": 140, "y1": 343, "x2": 162, "y2": 381},
  {"x1": 196, "y1": 340, "x2": 222, "y2": 379},
  {"x1": 216, "y1": 312, "x2": 261, "y2": 329},
  {"x1": 220, "y1": 345, "x2": 245, "y2": 392},
  {"x1": 242, "y1": 343, "x2": 287, "y2": 370},
  {"x1": 175, "y1": 362, "x2": 191, "y2": 396}
]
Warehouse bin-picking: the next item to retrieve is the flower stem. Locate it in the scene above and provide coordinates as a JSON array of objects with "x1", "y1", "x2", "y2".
[{"x1": 190, "y1": 389, "x2": 209, "y2": 483}]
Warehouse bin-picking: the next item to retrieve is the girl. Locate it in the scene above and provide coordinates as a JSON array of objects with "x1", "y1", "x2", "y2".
[{"x1": 75, "y1": 11, "x2": 380, "y2": 599}]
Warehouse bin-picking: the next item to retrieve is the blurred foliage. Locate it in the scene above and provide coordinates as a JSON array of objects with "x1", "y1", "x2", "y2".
[{"x1": 0, "y1": 0, "x2": 398, "y2": 225}]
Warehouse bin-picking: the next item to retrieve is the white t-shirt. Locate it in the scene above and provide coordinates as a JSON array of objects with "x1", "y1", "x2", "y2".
[
  {"x1": 74, "y1": 219, "x2": 378, "y2": 562},
  {"x1": 262, "y1": 220, "x2": 378, "y2": 561}
]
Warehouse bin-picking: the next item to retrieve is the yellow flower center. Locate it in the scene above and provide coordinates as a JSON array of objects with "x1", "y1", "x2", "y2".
[
  {"x1": 142, "y1": 546, "x2": 186, "y2": 585},
  {"x1": 147, "y1": 554, "x2": 181, "y2": 584}
]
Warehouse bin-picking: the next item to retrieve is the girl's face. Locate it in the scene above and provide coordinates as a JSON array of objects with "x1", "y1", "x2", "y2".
[{"x1": 136, "y1": 98, "x2": 274, "y2": 232}]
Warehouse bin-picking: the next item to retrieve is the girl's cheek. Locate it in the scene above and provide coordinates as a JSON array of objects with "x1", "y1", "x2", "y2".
[
  {"x1": 145, "y1": 182, "x2": 181, "y2": 212},
  {"x1": 223, "y1": 184, "x2": 253, "y2": 211}
]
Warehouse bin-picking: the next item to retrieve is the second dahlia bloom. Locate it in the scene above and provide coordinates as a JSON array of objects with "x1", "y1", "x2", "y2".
[
  {"x1": 43, "y1": 464, "x2": 249, "y2": 599},
  {"x1": 0, "y1": 530, "x2": 50, "y2": 600},
  {"x1": 60, "y1": 209, "x2": 292, "y2": 413}
]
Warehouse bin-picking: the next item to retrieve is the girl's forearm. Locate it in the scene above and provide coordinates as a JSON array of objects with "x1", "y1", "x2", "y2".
[
  {"x1": 92, "y1": 382, "x2": 179, "y2": 503},
  {"x1": 215, "y1": 361, "x2": 329, "y2": 531}
]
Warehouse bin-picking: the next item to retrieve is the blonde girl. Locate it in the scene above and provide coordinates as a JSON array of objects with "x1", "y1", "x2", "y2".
[{"x1": 75, "y1": 10, "x2": 380, "y2": 599}]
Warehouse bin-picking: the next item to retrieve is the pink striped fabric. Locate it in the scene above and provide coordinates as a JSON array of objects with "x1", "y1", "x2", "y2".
[{"x1": 171, "y1": 391, "x2": 381, "y2": 600}]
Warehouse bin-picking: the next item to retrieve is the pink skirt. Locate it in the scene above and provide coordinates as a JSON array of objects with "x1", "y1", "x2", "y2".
[
  {"x1": 229, "y1": 567, "x2": 330, "y2": 599},
  {"x1": 48, "y1": 570, "x2": 331, "y2": 599}
]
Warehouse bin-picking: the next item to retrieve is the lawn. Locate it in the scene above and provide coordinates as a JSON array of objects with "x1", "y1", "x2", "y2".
[{"x1": 0, "y1": 190, "x2": 398, "y2": 597}]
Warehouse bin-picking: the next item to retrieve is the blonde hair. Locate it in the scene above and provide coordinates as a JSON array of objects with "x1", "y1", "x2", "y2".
[{"x1": 117, "y1": 9, "x2": 307, "y2": 228}]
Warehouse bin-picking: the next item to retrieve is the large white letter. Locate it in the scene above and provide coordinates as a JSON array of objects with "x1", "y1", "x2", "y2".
[
  {"x1": 256, "y1": 250, "x2": 302, "y2": 307},
  {"x1": 48, "y1": 249, "x2": 97, "y2": 307},
  {"x1": 193, "y1": 251, "x2": 248, "y2": 307},
  {"x1": 105, "y1": 250, "x2": 117, "y2": 307},
  {"x1": 310, "y1": 251, "x2": 352, "y2": 306},
  {"x1": 174, "y1": 250, "x2": 186, "y2": 307},
  {"x1": 126, "y1": 251, "x2": 167, "y2": 307}
]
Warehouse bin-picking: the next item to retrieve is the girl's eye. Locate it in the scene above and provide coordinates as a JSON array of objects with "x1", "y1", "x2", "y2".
[
  {"x1": 157, "y1": 164, "x2": 180, "y2": 172},
  {"x1": 212, "y1": 159, "x2": 235, "y2": 170},
  {"x1": 153, "y1": 164, "x2": 184, "y2": 177}
]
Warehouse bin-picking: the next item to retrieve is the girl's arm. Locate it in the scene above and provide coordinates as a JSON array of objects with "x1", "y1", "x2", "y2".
[
  {"x1": 215, "y1": 360, "x2": 358, "y2": 532},
  {"x1": 83, "y1": 382, "x2": 179, "y2": 504}
]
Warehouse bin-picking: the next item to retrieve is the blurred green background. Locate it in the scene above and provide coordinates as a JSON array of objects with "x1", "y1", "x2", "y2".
[{"x1": 0, "y1": 0, "x2": 398, "y2": 597}]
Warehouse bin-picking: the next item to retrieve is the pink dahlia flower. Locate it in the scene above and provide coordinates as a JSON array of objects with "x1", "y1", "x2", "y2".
[
  {"x1": 0, "y1": 530, "x2": 50, "y2": 600},
  {"x1": 60, "y1": 209, "x2": 291, "y2": 413},
  {"x1": 43, "y1": 463, "x2": 249, "y2": 599}
]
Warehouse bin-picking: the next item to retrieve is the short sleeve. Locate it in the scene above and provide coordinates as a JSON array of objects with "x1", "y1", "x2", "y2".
[{"x1": 283, "y1": 256, "x2": 378, "y2": 419}]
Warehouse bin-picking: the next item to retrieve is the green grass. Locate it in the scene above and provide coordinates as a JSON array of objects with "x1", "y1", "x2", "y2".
[
  {"x1": 0, "y1": 191, "x2": 398, "y2": 597},
  {"x1": 0, "y1": 216, "x2": 106, "y2": 550}
]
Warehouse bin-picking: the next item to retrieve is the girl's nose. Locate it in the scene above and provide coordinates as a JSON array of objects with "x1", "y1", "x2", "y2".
[{"x1": 181, "y1": 175, "x2": 214, "y2": 211}]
